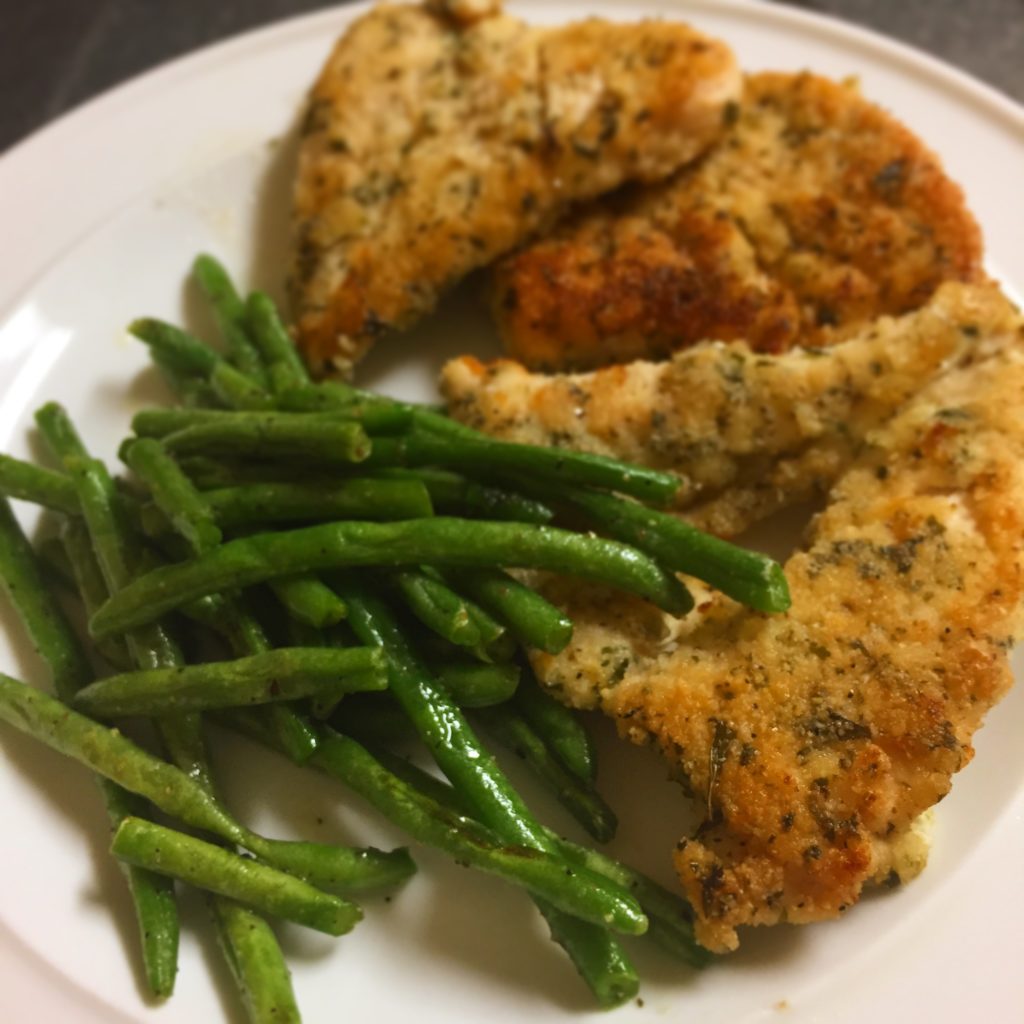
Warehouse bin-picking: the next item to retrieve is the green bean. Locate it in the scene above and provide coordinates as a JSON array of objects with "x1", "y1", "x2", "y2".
[
  {"x1": 245, "y1": 291, "x2": 310, "y2": 393},
  {"x1": 124, "y1": 438, "x2": 222, "y2": 554},
  {"x1": 334, "y1": 587, "x2": 642, "y2": 1002},
  {"x1": 224, "y1": 709, "x2": 644, "y2": 938},
  {"x1": 0, "y1": 500, "x2": 180, "y2": 997},
  {"x1": 203, "y1": 598, "x2": 320, "y2": 765},
  {"x1": 518, "y1": 479, "x2": 791, "y2": 613},
  {"x1": 453, "y1": 568, "x2": 573, "y2": 655},
  {"x1": 64, "y1": 456, "x2": 184, "y2": 666},
  {"x1": 514, "y1": 672, "x2": 595, "y2": 783},
  {"x1": 36, "y1": 535, "x2": 75, "y2": 589},
  {"x1": 534, "y1": 907, "x2": 639, "y2": 1007},
  {"x1": 201, "y1": 479, "x2": 433, "y2": 528},
  {"x1": 306, "y1": 734, "x2": 708, "y2": 968},
  {"x1": 551, "y1": 839, "x2": 710, "y2": 968},
  {"x1": 463, "y1": 605, "x2": 516, "y2": 663},
  {"x1": 151, "y1": 348, "x2": 225, "y2": 409},
  {"x1": 34, "y1": 401, "x2": 90, "y2": 462},
  {"x1": 91, "y1": 519, "x2": 692, "y2": 638},
  {"x1": 59, "y1": 519, "x2": 134, "y2": 671},
  {"x1": 476, "y1": 707, "x2": 616, "y2": 842},
  {"x1": 309, "y1": 728, "x2": 637, "y2": 933},
  {"x1": 65, "y1": 444, "x2": 221, "y2": 794},
  {"x1": 44, "y1": 410, "x2": 235, "y2": 792},
  {"x1": 262, "y1": 704, "x2": 320, "y2": 764},
  {"x1": 434, "y1": 662, "x2": 520, "y2": 708},
  {"x1": 270, "y1": 575, "x2": 349, "y2": 629},
  {"x1": 138, "y1": 451, "x2": 305, "y2": 1024},
  {"x1": 161, "y1": 416, "x2": 371, "y2": 465},
  {"x1": 129, "y1": 319, "x2": 272, "y2": 410},
  {"x1": 134, "y1": 404, "x2": 411, "y2": 440},
  {"x1": 113, "y1": 818, "x2": 360, "y2": 936},
  {"x1": 192, "y1": 254, "x2": 268, "y2": 386},
  {"x1": 210, "y1": 898, "x2": 301, "y2": 1024},
  {"x1": 364, "y1": 428, "x2": 680, "y2": 505},
  {"x1": 332, "y1": 693, "x2": 417, "y2": 744},
  {"x1": 392, "y1": 569, "x2": 480, "y2": 648},
  {"x1": 372, "y1": 467, "x2": 553, "y2": 524},
  {"x1": 0, "y1": 500, "x2": 92, "y2": 698},
  {"x1": 74, "y1": 647, "x2": 387, "y2": 718},
  {"x1": 176, "y1": 456, "x2": 303, "y2": 489},
  {"x1": 146, "y1": 470, "x2": 307, "y2": 1024},
  {"x1": 275, "y1": 399, "x2": 413, "y2": 437},
  {"x1": 0, "y1": 454, "x2": 79, "y2": 513},
  {"x1": 0, "y1": 675, "x2": 413, "y2": 891}
]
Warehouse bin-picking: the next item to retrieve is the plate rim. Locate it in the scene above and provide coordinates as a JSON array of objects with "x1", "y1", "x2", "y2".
[{"x1": 0, "y1": 2, "x2": 1021, "y2": 1021}]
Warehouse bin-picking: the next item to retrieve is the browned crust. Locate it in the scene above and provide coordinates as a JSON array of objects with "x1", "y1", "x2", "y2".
[
  {"x1": 492, "y1": 71, "x2": 985, "y2": 371},
  {"x1": 523, "y1": 293, "x2": 1024, "y2": 950},
  {"x1": 290, "y1": 3, "x2": 740, "y2": 373}
]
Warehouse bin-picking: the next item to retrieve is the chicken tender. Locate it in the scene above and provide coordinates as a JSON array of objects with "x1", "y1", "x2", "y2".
[
  {"x1": 443, "y1": 282, "x2": 1009, "y2": 519},
  {"x1": 492, "y1": 72, "x2": 983, "y2": 371},
  {"x1": 526, "y1": 298, "x2": 1024, "y2": 950},
  {"x1": 291, "y1": 1, "x2": 740, "y2": 374}
]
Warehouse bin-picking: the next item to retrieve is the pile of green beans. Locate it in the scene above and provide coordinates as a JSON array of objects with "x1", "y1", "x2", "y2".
[{"x1": 0, "y1": 256, "x2": 790, "y2": 1021}]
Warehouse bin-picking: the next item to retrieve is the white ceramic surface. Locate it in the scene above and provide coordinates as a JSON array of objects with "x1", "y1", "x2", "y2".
[{"x1": 0, "y1": 3, "x2": 1022, "y2": 1022}]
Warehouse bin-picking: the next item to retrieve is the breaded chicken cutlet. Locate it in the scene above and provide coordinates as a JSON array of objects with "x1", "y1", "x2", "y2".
[
  {"x1": 442, "y1": 282, "x2": 1001, "y2": 532},
  {"x1": 519, "y1": 283, "x2": 1024, "y2": 950},
  {"x1": 491, "y1": 72, "x2": 984, "y2": 371},
  {"x1": 289, "y1": 0, "x2": 740, "y2": 374}
]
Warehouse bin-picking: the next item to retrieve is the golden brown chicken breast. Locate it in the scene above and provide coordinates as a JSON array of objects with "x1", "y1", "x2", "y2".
[
  {"x1": 290, "y1": 0, "x2": 740, "y2": 374},
  {"x1": 523, "y1": 286, "x2": 1024, "y2": 950},
  {"x1": 443, "y1": 282, "x2": 1004, "y2": 525},
  {"x1": 492, "y1": 71, "x2": 984, "y2": 370}
]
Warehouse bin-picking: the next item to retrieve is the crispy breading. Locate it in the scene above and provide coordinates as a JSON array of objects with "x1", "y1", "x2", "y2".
[
  {"x1": 442, "y1": 282, "x2": 1010, "y2": 520},
  {"x1": 491, "y1": 72, "x2": 984, "y2": 371},
  {"x1": 524, "y1": 296, "x2": 1024, "y2": 950},
  {"x1": 290, "y1": 1, "x2": 740, "y2": 374}
]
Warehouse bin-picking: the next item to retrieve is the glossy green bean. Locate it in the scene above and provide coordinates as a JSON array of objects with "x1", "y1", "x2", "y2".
[
  {"x1": 225, "y1": 709, "x2": 645, "y2": 938},
  {"x1": 434, "y1": 662, "x2": 520, "y2": 708},
  {"x1": 519, "y1": 479, "x2": 791, "y2": 613},
  {"x1": 91, "y1": 519, "x2": 691, "y2": 638},
  {"x1": 476, "y1": 706, "x2": 616, "y2": 842},
  {"x1": 453, "y1": 568, "x2": 572, "y2": 655},
  {"x1": 333, "y1": 586, "x2": 644, "y2": 1003},
  {"x1": 392, "y1": 569, "x2": 480, "y2": 648},
  {"x1": 514, "y1": 672, "x2": 595, "y2": 782},
  {"x1": 113, "y1": 817, "x2": 360, "y2": 936},
  {"x1": 74, "y1": 646, "x2": 386, "y2": 718},
  {"x1": 364, "y1": 428, "x2": 679, "y2": 505},
  {"x1": 552, "y1": 839, "x2": 710, "y2": 969},
  {"x1": 314, "y1": 735, "x2": 709, "y2": 968}
]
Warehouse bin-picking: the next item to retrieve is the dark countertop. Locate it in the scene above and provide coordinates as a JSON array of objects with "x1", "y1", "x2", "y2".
[{"x1": 2, "y1": 0, "x2": 1022, "y2": 155}]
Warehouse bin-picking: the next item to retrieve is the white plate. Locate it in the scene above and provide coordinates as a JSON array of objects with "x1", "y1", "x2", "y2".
[{"x1": 1, "y1": 2, "x2": 1023, "y2": 1022}]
